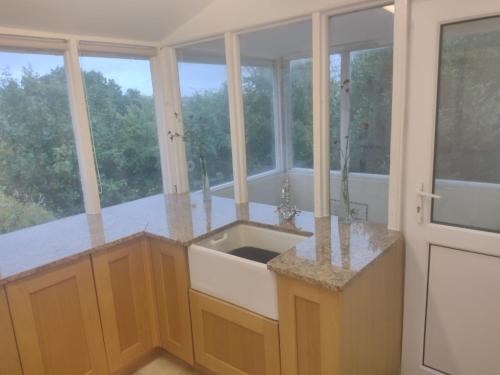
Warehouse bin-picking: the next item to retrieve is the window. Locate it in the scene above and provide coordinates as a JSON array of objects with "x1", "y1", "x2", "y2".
[
  {"x1": 177, "y1": 39, "x2": 233, "y2": 192},
  {"x1": 239, "y1": 28, "x2": 280, "y2": 178},
  {"x1": 432, "y1": 16, "x2": 500, "y2": 232},
  {"x1": 241, "y1": 64, "x2": 276, "y2": 176},
  {"x1": 80, "y1": 56, "x2": 162, "y2": 207},
  {"x1": 235, "y1": 20, "x2": 313, "y2": 208},
  {"x1": 290, "y1": 57, "x2": 313, "y2": 169},
  {"x1": 0, "y1": 51, "x2": 84, "y2": 234},
  {"x1": 329, "y1": 7, "x2": 394, "y2": 223},
  {"x1": 349, "y1": 47, "x2": 393, "y2": 174}
]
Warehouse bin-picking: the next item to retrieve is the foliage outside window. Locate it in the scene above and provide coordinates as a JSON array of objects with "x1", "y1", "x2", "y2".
[
  {"x1": 349, "y1": 47, "x2": 393, "y2": 174},
  {"x1": 80, "y1": 56, "x2": 162, "y2": 208},
  {"x1": 329, "y1": 48, "x2": 392, "y2": 175},
  {"x1": 177, "y1": 61, "x2": 233, "y2": 191},
  {"x1": 290, "y1": 58, "x2": 313, "y2": 168},
  {"x1": 0, "y1": 51, "x2": 84, "y2": 234},
  {"x1": 242, "y1": 65, "x2": 276, "y2": 176}
]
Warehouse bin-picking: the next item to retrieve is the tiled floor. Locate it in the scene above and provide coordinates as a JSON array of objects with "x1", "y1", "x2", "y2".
[{"x1": 133, "y1": 354, "x2": 200, "y2": 375}]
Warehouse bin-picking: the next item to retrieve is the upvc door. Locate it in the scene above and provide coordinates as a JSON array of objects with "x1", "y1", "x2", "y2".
[{"x1": 402, "y1": 1, "x2": 500, "y2": 374}]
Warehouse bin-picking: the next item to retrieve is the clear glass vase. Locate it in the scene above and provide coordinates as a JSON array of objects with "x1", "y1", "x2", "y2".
[
  {"x1": 200, "y1": 156, "x2": 211, "y2": 202},
  {"x1": 339, "y1": 160, "x2": 352, "y2": 224}
]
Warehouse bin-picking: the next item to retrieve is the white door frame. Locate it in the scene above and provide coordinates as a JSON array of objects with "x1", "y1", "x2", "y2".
[{"x1": 401, "y1": 1, "x2": 500, "y2": 374}]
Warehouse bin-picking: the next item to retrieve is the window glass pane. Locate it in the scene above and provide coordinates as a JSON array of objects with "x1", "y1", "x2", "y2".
[
  {"x1": 290, "y1": 57, "x2": 313, "y2": 168},
  {"x1": 177, "y1": 39, "x2": 233, "y2": 192},
  {"x1": 329, "y1": 7, "x2": 394, "y2": 224},
  {"x1": 0, "y1": 51, "x2": 84, "y2": 233},
  {"x1": 235, "y1": 20, "x2": 312, "y2": 209},
  {"x1": 241, "y1": 65, "x2": 275, "y2": 176},
  {"x1": 80, "y1": 56, "x2": 162, "y2": 208},
  {"x1": 432, "y1": 17, "x2": 500, "y2": 232},
  {"x1": 349, "y1": 47, "x2": 393, "y2": 174}
]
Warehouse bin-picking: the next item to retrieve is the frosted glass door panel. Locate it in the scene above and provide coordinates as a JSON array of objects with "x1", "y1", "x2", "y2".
[{"x1": 432, "y1": 17, "x2": 500, "y2": 232}]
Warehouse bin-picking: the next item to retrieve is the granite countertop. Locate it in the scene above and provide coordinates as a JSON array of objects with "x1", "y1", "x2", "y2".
[{"x1": 0, "y1": 192, "x2": 403, "y2": 291}]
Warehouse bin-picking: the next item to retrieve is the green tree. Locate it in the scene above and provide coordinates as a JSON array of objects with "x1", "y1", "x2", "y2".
[
  {"x1": 349, "y1": 47, "x2": 393, "y2": 174},
  {"x1": 83, "y1": 69, "x2": 162, "y2": 206},
  {"x1": 181, "y1": 83, "x2": 233, "y2": 190},
  {"x1": 242, "y1": 66, "x2": 275, "y2": 175},
  {"x1": 0, "y1": 67, "x2": 83, "y2": 220},
  {"x1": 0, "y1": 65, "x2": 162, "y2": 233}
]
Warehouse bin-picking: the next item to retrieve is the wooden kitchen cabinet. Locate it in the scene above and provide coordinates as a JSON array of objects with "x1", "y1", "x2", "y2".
[
  {"x1": 190, "y1": 290, "x2": 281, "y2": 375},
  {"x1": 0, "y1": 287, "x2": 22, "y2": 375},
  {"x1": 277, "y1": 245, "x2": 404, "y2": 375},
  {"x1": 7, "y1": 258, "x2": 109, "y2": 375},
  {"x1": 92, "y1": 237, "x2": 159, "y2": 373},
  {"x1": 150, "y1": 238, "x2": 194, "y2": 364}
]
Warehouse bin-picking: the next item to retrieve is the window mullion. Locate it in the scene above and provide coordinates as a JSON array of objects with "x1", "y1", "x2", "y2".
[
  {"x1": 163, "y1": 47, "x2": 189, "y2": 193},
  {"x1": 312, "y1": 12, "x2": 331, "y2": 217},
  {"x1": 64, "y1": 39, "x2": 101, "y2": 214},
  {"x1": 388, "y1": 0, "x2": 409, "y2": 230},
  {"x1": 150, "y1": 51, "x2": 179, "y2": 194},
  {"x1": 281, "y1": 58, "x2": 294, "y2": 171},
  {"x1": 272, "y1": 59, "x2": 285, "y2": 172},
  {"x1": 225, "y1": 32, "x2": 248, "y2": 204}
]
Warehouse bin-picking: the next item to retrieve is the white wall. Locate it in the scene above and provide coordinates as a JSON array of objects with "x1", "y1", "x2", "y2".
[
  {"x1": 289, "y1": 170, "x2": 390, "y2": 223},
  {"x1": 213, "y1": 171, "x2": 285, "y2": 206},
  {"x1": 214, "y1": 169, "x2": 391, "y2": 224},
  {"x1": 163, "y1": 0, "x2": 387, "y2": 45}
]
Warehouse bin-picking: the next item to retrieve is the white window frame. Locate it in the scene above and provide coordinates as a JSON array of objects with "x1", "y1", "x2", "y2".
[
  {"x1": 0, "y1": 32, "x2": 169, "y2": 220},
  {"x1": 76, "y1": 45, "x2": 175, "y2": 206}
]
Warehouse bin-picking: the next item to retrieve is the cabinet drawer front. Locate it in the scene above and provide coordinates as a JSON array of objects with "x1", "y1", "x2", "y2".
[
  {"x1": 150, "y1": 239, "x2": 194, "y2": 364},
  {"x1": 92, "y1": 238, "x2": 158, "y2": 373},
  {"x1": 190, "y1": 290, "x2": 281, "y2": 375},
  {"x1": 7, "y1": 258, "x2": 109, "y2": 375},
  {"x1": 0, "y1": 287, "x2": 22, "y2": 375}
]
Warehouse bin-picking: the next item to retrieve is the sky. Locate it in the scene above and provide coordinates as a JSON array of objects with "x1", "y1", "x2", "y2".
[
  {"x1": 0, "y1": 51, "x2": 228, "y2": 98},
  {"x1": 178, "y1": 62, "x2": 227, "y2": 97}
]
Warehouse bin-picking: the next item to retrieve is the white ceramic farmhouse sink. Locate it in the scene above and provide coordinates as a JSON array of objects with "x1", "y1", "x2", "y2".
[{"x1": 188, "y1": 223, "x2": 308, "y2": 319}]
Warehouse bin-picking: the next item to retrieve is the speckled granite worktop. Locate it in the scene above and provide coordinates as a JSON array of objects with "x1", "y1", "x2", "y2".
[{"x1": 0, "y1": 192, "x2": 402, "y2": 291}]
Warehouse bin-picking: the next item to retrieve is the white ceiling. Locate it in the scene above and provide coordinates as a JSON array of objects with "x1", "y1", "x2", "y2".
[
  {"x1": 0, "y1": 0, "x2": 213, "y2": 42},
  {"x1": 178, "y1": 7, "x2": 393, "y2": 61},
  {"x1": 240, "y1": 7, "x2": 393, "y2": 59}
]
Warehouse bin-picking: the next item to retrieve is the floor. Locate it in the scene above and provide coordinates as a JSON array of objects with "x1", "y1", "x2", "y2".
[{"x1": 133, "y1": 354, "x2": 200, "y2": 375}]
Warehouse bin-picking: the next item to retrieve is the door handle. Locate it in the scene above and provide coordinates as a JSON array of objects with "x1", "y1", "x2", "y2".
[
  {"x1": 416, "y1": 190, "x2": 441, "y2": 199},
  {"x1": 416, "y1": 183, "x2": 441, "y2": 224}
]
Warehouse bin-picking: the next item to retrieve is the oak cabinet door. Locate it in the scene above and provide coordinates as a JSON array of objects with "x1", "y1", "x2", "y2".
[
  {"x1": 190, "y1": 290, "x2": 281, "y2": 375},
  {"x1": 7, "y1": 258, "x2": 109, "y2": 375},
  {"x1": 150, "y1": 238, "x2": 194, "y2": 364},
  {"x1": 92, "y1": 237, "x2": 159, "y2": 373},
  {"x1": 0, "y1": 287, "x2": 22, "y2": 375},
  {"x1": 277, "y1": 275, "x2": 341, "y2": 375}
]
